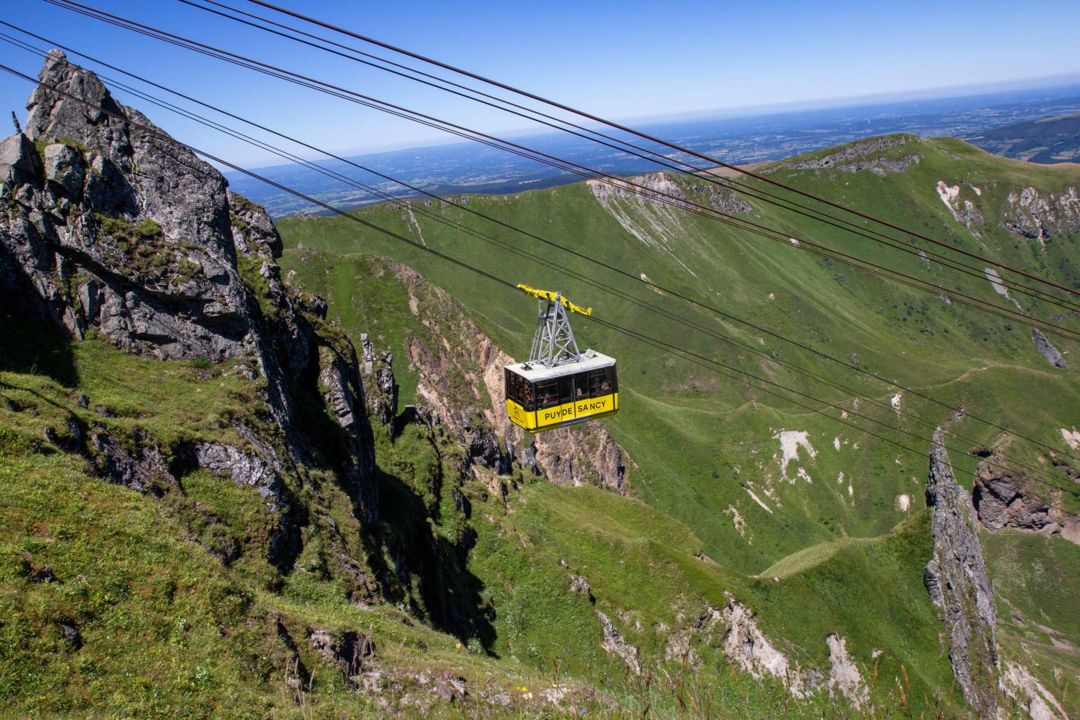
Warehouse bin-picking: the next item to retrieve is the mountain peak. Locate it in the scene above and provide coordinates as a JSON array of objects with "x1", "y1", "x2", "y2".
[{"x1": 26, "y1": 48, "x2": 126, "y2": 153}]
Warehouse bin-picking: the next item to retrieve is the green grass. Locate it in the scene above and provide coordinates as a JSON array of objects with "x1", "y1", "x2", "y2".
[
  {"x1": 981, "y1": 530, "x2": 1080, "y2": 715},
  {"x1": 3, "y1": 134, "x2": 1079, "y2": 717},
  {"x1": 757, "y1": 536, "x2": 876, "y2": 579}
]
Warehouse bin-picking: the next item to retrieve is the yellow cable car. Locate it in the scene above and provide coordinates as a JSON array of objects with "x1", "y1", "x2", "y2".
[{"x1": 504, "y1": 285, "x2": 619, "y2": 433}]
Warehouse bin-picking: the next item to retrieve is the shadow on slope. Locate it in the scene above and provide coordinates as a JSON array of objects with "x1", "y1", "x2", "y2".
[{"x1": 0, "y1": 312, "x2": 78, "y2": 388}]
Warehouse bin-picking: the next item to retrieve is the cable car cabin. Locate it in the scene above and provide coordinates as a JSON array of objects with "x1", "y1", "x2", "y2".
[{"x1": 505, "y1": 350, "x2": 618, "y2": 433}]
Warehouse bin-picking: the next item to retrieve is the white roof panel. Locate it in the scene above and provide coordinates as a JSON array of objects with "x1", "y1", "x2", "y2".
[{"x1": 505, "y1": 349, "x2": 616, "y2": 382}]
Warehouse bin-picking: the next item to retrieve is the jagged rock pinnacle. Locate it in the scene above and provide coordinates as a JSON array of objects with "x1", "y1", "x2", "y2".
[{"x1": 924, "y1": 427, "x2": 1000, "y2": 718}]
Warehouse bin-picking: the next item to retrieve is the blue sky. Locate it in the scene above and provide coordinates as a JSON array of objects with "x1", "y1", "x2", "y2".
[{"x1": 2, "y1": 0, "x2": 1079, "y2": 166}]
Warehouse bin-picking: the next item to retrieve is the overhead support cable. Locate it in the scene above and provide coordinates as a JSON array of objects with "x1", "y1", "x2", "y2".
[
  {"x1": 178, "y1": 0, "x2": 1080, "y2": 315},
  {"x1": 3, "y1": 61, "x2": 1076, "y2": 498},
  {"x1": 245, "y1": 0, "x2": 1080, "y2": 302},
  {"x1": 6, "y1": 16, "x2": 1079, "y2": 469},
  {"x1": 36, "y1": 1, "x2": 1080, "y2": 342}
]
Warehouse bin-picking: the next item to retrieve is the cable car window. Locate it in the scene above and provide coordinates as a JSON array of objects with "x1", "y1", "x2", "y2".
[
  {"x1": 506, "y1": 369, "x2": 526, "y2": 406},
  {"x1": 535, "y1": 379, "x2": 558, "y2": 409},
  {"x1": 558, "y1": 376, "x2": 575, "y2": 405},
  {"x1": 603, "y1": 365, "x2": 617, "y2": 394},
  {"x1": 586, "y1": 370, "x2": 601, "y2": 398},
  {"x1": 579, "y1": 366, "x2": 617, "y2": 398},
  {"x1": 504, "y1": 369, "x2": 515, "y2": 404}
]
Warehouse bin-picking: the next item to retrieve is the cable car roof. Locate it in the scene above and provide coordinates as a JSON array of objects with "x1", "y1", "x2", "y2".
[{"x1": 505, "y1": 349, "x2": 616, "y2": 382}]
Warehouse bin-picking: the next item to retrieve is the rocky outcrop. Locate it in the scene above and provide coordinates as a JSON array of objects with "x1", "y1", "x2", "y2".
[
  {"x1": 192, "y1": 426, "x2": 301, "y2": 568},
  {"x1": 531, "y1": 424, "x2": 628, "y2": 494},
  {"x1": 715, "y1": 594, "x2": 825, "y2": 698},
  {"x1": 924, "y1": 428, "x2": 1000, "y2": 718},
  {"x1": 936, "y1": 181, "x2": 984, "y2": 228},
  {"x1": 307, "y1": 628, "x2": 375, "y2": 686},
  {"x1": 588, "y1": 172, "x2": 690, "y2": 209},
  {"x1": 228, "y1": 191, "x2": 283, "y2": 259},
  {"x1": 1031, "y1": 328, "x2": 1066, "y2": 369},
  {"x1": 89, "y1": 429, "x2": 174, "y2": 497},
  {"x1": 675, "y1": 597, "x2": 865, "y2": 707},
  {"x1": 718, "y1": 595, "x2": 794, "y2": 686},
  {"x1": 0, "y1": 133, "x2": 41, "y2": 186},
  {"x1": 589, "y1": 172, "x2": 749, "y2": 215},
  {"x1": 772, "y1": 135, "x2": 922, "y2": 176},
  {"x1": 317, "y1": 342, "x2": 378, "y2": 520},
  {"x1": 1001, "y1": 661, "x2": 1069, "y2": 720},
  {"x1": 1001, "y1": 185, "x2": 1080, "y2": 241},
  {"x1": 8, "y1": 51, "x2": 254, "y2": 361},
  {"x1": 663, "y1": 626, "x2": 701, "y2": 667},
  {"x1": 597, "y1": 610, "x2": 641, "y2": 675},
  {"x1": 360, "y1": 332, "x2": 397, "y2": 427},
  {"x1": 586, "y1": 173, "x2": 703, "y2": 258},
  {"x1": 2, "y1": 53, "x2": 379, "y2": 579},
  {"x1": 973, "y1": 456, "x2": 1059, "y2": 534},
  {"x1": 692, "y1": 182, "x2": 753, "y2": 214},
  {"x1": 568, "y1": 574, "x2": 594, "y2": 603},
  {"x1": 826, "y1": 634, "x2": 870, "y2": 712}
]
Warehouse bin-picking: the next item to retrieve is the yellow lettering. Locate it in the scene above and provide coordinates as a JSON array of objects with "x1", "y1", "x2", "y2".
[{"x1": 574, "y1": 396, "x2": 612, "y2": 416}]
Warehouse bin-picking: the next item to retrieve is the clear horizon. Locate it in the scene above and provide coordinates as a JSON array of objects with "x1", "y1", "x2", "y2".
[
  {"x1": 1, "y1": 1, "x2": 1079, "y2": 165},
  {"x1": 228, "y1": 73, "x2": 1080, "y2": 173}
]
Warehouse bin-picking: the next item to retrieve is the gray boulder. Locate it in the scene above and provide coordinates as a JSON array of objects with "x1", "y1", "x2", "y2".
[{"x1": 0, "y1": 133, "x2": 40, "y2": 186}]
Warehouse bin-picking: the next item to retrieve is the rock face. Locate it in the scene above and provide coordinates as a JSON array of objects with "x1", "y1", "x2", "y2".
[
  {"x1": 923, "y1": 428, "x2": 999, "y2": 718},
  {"x1": 936, "y1": 181, "x2": 984, "y2": 229},
  {"x1": 1001, "y1": 185, "x2": 1080, "y2": 241},
  {"x1": 89, "y1": 429, "x2": 174, "y2": 497},
  {"x1": 718, "y1": 595, "x2": 796, "y2": 687},
  {"x1": 772, "y1": 134, "x2": 922, "y2": 176},
  {"x1": 596, "y1": 610, "x2": 641, "y2": 675},
  {"x1": 1, "y1": 53, "x2": 377, "y2": 575},
  {"x1": 826, "y1": 634, "x2": 870, "y2": 712},
  {"x1": 588, "y1": 172, "x2": 690, "y2": 209},
  {"x1": 587, "y1": 171, "x2": 752, "y2": 215},
  {"x1": 973, "y1": 456, "x2": 1059, "y2": 534},
  {"x1": 192, "y1": 428, "x2": 301, "y2": 568},
  {"x1": 360, "y1": 332, "x2": 397, "y2": 427},
  {"x1": 1031, "y1": 328, "x2": 1066, "y2": 369},
  {"x1": 317, "y1": 341, "x2": 378, "y2": 519},
  {"x1": 9, "y1": 50, "x2": 251, "y2": 360},
  {"x1": 1001, "y1": 661, "x2": 1069, "y2": 720},
  {"x1": 715, "y1": 593, "x2": 825, "y2": 699},
  {"x1": 693, "y1": 182, "x2": 753, "y2": 214},
  {"x1": 307, "y1": 628, "x2": 375, "y2": 685}
]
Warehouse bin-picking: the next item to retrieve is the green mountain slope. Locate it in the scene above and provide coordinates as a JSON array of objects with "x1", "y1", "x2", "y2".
[
  {"x1": 277, "y1": 134, "x2": 1080, "y2": 715},
  {"x1": 279, "y1": 135, "x2": 1080, "y2": 566},
  {"x1": 5, "y1": 100, "x2": 1079, "y2": 717}
]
